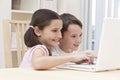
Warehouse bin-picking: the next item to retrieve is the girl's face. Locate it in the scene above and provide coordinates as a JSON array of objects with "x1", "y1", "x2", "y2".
[
  {"x1": 38, "y1": 19, "x2": 62, "y2": 49},
  {"x1": 59, "y1": 24, "x2": 82, "y2": 53}
]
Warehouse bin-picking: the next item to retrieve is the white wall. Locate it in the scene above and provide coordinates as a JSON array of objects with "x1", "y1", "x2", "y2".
[
  {"x1": 58, "y1": 0, "x2": 82, "y2": 20},
  {"x1": 0, "y1": 0, "x2": 11, "y2": 68}
]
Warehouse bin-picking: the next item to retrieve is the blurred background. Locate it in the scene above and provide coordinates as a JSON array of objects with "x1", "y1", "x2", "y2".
[{"x1": 0, "y1": 0, "x2": 120, "y2": 68}]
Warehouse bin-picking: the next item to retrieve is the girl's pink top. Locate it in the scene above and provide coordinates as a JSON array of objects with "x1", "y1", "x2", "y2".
[{"x1": 19, "y1": 45, "x2": 49, "y2": 68}]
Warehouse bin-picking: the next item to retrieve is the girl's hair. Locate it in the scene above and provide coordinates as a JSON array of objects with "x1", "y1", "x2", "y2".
[
  {"x1": 60, "y1": 13, "x2": 82, "y2": 36},
  {"x1": 24, "y1": 9, "x2": 61, "y2": 47}
]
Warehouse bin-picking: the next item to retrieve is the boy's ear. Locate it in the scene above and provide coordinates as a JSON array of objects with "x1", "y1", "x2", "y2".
[{"x1": 34, "y1": 26, "x2": 41, "y2": 37}]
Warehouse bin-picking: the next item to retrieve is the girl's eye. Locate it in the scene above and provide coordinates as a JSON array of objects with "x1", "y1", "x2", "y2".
[{"x1": 52, "y1": 29, "x2": 58, "y2": 32}]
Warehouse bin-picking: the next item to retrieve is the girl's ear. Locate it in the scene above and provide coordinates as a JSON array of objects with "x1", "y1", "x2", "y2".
[{"x1": 34, "y1": 26, "x2": 41, "y2": 37}]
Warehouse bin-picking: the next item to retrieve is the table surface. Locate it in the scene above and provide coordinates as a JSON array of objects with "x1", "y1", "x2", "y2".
[{"x1": 0, "y1": 68, "x2": 120, "y2": 80}]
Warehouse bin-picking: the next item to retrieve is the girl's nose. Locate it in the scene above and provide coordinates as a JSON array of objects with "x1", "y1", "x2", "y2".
[{"x1": 57, "y1": 31, "x2": 62, "y2": 39}]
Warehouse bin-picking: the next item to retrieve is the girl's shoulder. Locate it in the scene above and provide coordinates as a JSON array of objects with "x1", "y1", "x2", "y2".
[
  {"x1": 29, "y1": 45, "x2": 49, "y2": 56},
  {"x1": 33, "y1": 45, "x2": 47, "y2": 49}
]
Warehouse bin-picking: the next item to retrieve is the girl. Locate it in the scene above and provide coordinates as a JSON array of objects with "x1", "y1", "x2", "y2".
[{"x1": 20, "y1": 9, "x2": 94, "y2": 70}]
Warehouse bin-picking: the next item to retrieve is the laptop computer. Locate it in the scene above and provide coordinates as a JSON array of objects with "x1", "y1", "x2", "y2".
[{"x1": 57, "y1": 18, "x2": 120, "y2": 72}]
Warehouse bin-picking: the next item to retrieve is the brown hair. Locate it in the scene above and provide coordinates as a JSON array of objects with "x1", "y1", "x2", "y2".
[
  {"x1": 24, "y1": 9, "x2": 61, "y2": 48},
  {"x1": 60, "y1": 13, "x2": 82, "y2": 36}
]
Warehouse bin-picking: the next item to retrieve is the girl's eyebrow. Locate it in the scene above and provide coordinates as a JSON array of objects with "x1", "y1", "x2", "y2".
[{"x1": 53, "y1": 27, "x2": 61, "y2": 29}]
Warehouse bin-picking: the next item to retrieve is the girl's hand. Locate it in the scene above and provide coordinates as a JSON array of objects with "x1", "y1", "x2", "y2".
[{"x1": 71, "y1": 50, "x2": 97, "y2": 64}]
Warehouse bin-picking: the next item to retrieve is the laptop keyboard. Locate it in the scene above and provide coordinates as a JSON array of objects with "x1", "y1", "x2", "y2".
[
  {"x1": 68, "y1": 63, "x2": 96, "y2": 69},
  {"x1": 57, "y1": 58, "x2": 97, "y2": 70},
  {"x1": 66, "y1": 58, "x2": 97, "y2": 69}
]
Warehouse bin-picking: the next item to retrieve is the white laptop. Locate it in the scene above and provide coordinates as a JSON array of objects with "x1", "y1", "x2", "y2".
[{"x1": 57, "y1": 18, "x2": 120, "y2": 72}]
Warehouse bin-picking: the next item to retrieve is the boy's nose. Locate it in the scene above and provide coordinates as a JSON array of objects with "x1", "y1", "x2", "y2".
[{"x1": 76, "y1": 37, "x2": 82, "y2": 43}]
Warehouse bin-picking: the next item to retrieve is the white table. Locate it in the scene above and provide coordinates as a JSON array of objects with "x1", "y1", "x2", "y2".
[{"x1": 0, "y1": 68, "x2": 120, "y2": 80}]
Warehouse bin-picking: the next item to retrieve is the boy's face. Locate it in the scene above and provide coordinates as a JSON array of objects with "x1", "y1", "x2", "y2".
[
  {"x1": 38, "y1": 19, "x2": 63, "y2": 49},
  {"x1": 60, "y1": 24, "x2": 82, "y2": 52}
]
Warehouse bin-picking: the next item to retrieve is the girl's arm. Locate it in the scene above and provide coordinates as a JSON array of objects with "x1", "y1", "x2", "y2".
[{"x1": 31, "y1": 48, "x2": 94, "y2": 70}]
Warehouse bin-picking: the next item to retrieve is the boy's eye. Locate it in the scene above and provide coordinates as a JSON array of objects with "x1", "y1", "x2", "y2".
[
  {"x1": 79, "y1": 33, "x2": 82, "y2": 37},
  {"x1": 71, "y1": 35, "x2": 76, "y2": 38},
  {"x1": 71, "y1": 34, "x2": 82, "y2": 38}
]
